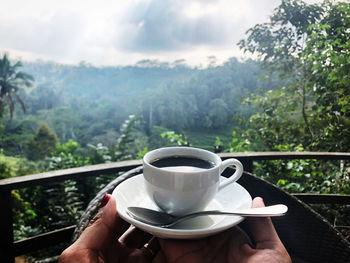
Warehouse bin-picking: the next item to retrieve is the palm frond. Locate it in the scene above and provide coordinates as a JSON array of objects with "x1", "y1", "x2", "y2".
[
  {"x1": 12, "y1": 61, "x2": 22, "y2": 69},
  {"x1": 15, "y1": 71, "x2": 34, "y2": 82},
  {"x1": 13, "y1": 92, "x2": 26, "y2": 113},
  {"x1": 0, "y1": 53, "x2": 33, "y2": 118},
  {"x1": 7, "y1": 94, "x2": 15, "y2": 118}
]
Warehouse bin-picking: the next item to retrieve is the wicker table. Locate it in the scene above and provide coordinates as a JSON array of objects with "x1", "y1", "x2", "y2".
[{"x1": 73, "y1": 166, "x2": 350, "y2": 263}]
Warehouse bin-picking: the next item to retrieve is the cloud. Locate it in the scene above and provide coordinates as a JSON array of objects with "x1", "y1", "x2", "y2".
[
  {"x1": 0, "y1": 9, "x2": 86, "y2": 60},
  {"x1": 113, "y1": 0, "x2": 283, "y2": 55},
  {"x1": 115, "y1": 0, "x2": 237, "y2": 52},
  {"x1": 0, "y1": 0, "x2": 309, "y2": 66}
]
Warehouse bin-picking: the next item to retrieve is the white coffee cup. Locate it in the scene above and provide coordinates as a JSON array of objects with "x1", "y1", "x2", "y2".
[{"x1": 143, "y1": 147, "x2": 243, "y2": 216}]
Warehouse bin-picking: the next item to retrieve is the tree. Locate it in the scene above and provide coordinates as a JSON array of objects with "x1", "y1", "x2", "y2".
[
  {"x1": 0, "y1": 54, "x2": 34, "y2": 117},
  {"x1": 236, "y1": 0, "x2": 350, "y2": 151},
  {"x1": 302, "y1": 1, "x2": 350, "y2": 151},
  {"x1": 208, "y1": 99, "x2": 230, "y2": 128},
  {"x1": 27, "y1": 83, "x2": 63, "y2": 113},
  {"x1": 27, "y1": 123, "x2": 58, "y2": 160},
  {"x1": 238, "y1": 0, "x2": 323, "y2": 141}
]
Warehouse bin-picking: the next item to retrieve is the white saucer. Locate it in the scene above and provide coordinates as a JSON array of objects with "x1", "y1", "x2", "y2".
[{"x1": 112, "y1": 174, "x2": 252, "y2": 239}]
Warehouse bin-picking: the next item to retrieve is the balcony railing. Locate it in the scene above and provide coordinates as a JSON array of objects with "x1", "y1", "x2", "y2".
[{"x1": 1, "y1": 152, "x2": 350, "y2": 262}]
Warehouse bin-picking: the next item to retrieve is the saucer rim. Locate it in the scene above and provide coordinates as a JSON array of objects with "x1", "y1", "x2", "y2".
[{"x1": 112, "y1": 174, "x2": 252, "y2": 238}]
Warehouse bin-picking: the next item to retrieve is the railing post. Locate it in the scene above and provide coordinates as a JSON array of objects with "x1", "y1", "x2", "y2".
[{"x1": 0, "y1": 189, "x2": 14, "y2": 263}]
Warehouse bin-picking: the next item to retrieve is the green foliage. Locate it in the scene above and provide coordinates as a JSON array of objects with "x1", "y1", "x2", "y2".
[
  {"x1": 0, "y1": 115, "x2": 40, "y2": 156},
  {"x1": 214, "y1": 137, "x2": 224, "y2": 153},
  {"x1": 238, "y1": 0, "x2": 323, "y2": 74},
  {"x1": 229, "y1": 87, "x2": 306, "y2": 151},
  {"x1": 0, "y1": 153, "x2": 20, "y2": 178},
  {"x1": 0, "y1": 152, "x2": 41, "y2": 240},
  {"x1": 141, "y1": 58, "x2": 270, "y2": 131},
  {"x1": 46, "y1": 115, "x2": 144, "y2": 170},
  {"x1": 161, "y1": 131, "x2": 190, "y2": 146},
  {"x1": 46, "y1": 140, "x2": 89, "y2": 170},
  {"x1": 235, "y1": 0, "x2": 350, "y2": 152},
  {"x1": 113, "y1": 115, "x2": 144, "y2": 161},
  {"x1": 25, "y1": 115, "x2": 147, "y2": 242},
  {"x1": 12, "y1": 189, "x2": 41, "y2": 241},
  {"x1": 53, "y1": 139, "x2": 80, "y2": 155},
  {"x1": 0, "y1": 53, "x2": 34, "y2": 118},
  {"x1": 0, "y1": 56, "x2": 276, "y2": 156},
  {"x1": 207, "y1": 99, "x2": 230, "y2": 128},
  {"x1": 227, "y1": 130, "x2": 251, "y2": 152},
  {"x1": 184, "y1": 126, "x2": 234, "y2": 151},
  {"x1": 252, "y1": 144, "x2": 350, "y2": 194},
  {"x1": 26, "y1": 83, "x2": 63, "y2": 114},
  {"x1": 25, "y1": 140, "x2": 88, "y2": 238},
  {"x1": 22, "y1": 180, "x2": 85, "y2": 234},
  {"x1": 27, "y1": 123, "x2": 59, "y2": 160},
  {"x1": 302, "y1": 1, "x2": 350, "y2": 151},
  {"x1": 0, "y1": 153, "x2": 41, "y2": 240},
  {"x1": 137, "y1": 146, "x2": 149, "y2": 159},
  {"x1": 232, "y1": 0, "x2": 350, "y2": 196},
  {"x1": 47, "y1": 152, "x2": 88, "y2": 171},
  {"x1": 147, "y1": 125, "x2": 171, "y2": 149},
  {"x1": 256, "y1": 158, "x2": 350, "y2": 194},
  {"x1": 0, "y1": 152, "x2": 39, "y2": 179},
  {"x1": 87, "y1": 115, "x2": 148, "y2": 162},
  {"x1": 87, "y1": 143, "x2": 111, "y2": 164}
]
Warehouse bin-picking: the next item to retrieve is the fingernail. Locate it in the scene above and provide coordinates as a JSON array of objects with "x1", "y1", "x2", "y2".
[{"x1": 100, "y1": 193, "x2": 111, "y2": 208}]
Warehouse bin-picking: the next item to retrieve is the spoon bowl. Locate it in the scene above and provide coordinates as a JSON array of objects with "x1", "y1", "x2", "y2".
[{"x1": 127, "y1": 204, "x2": 288, "y2": 228}]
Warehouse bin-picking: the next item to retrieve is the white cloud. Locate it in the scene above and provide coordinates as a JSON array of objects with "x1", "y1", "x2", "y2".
[{"x1": 0, "y1": 0, "x2": 322, "y2": 67}]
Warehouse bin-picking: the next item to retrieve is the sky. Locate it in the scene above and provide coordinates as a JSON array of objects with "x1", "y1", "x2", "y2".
[{"x1": 0, "y1": 0, "x2": 322, "y2": 67}]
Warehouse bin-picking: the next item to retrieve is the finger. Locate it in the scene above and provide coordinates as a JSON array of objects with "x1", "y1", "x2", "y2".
[
  {"x1": 74, "y1": 194, "x2": 129, "y2": 250},
  {"x1": 119, "y1": 225, "x2": 152, "y2": 248},
  {"x1": 99, "y1": 194, "x2": 130, "y2": 238},
  {"x1": 247, "y1": 197, "x2": 281, "y2": 247}
]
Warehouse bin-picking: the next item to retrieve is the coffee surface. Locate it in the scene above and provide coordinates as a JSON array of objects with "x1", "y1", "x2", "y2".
[{"x1": 151, "y1": 156, "x2": 215, "y2": 172}]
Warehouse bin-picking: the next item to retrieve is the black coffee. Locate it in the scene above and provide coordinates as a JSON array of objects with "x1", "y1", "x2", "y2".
[{"x1": 151, "y1": 156, "x2": 215, "y2": 172}]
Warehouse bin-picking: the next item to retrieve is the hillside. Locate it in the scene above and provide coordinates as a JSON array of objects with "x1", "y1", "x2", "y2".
[{"x1": 1, "y1": 58, "x2": 276, "y2": 156}]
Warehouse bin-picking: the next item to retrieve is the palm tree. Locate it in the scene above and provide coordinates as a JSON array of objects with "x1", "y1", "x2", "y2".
[{"x1": 0, "y1": 53, "x2": 34, "y2": 118}]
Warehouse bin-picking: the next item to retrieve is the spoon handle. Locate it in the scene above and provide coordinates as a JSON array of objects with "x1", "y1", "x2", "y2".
[{"x1": 181, "y1": 204, "x2": 288, "y2": 220}]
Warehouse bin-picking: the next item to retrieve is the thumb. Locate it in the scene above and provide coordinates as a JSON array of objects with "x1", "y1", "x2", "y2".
[
  {"x1": 247, "y1": 197, "x2": 282, "y2": 249},
  {"x1": 74, "y1": 194, "x2": 129, "y2": 250}
]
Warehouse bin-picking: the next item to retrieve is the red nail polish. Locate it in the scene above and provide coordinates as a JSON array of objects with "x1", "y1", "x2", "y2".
[{"x1": 100, "y1": 193, "x2": 110, "y2": 208}]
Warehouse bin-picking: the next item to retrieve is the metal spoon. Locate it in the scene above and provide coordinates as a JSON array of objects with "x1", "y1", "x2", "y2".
[{"x1": 127, "y1": 204, "x2": 288, "y2": 228}]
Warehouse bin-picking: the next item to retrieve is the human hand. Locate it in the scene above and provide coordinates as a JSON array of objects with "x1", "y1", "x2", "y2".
[
  {"x1": 59, "y1": 195, "x2": 291, "y2": 263},
  {"x1": 157, "y1": 197, "x2": 291, "y2": 263},
  {"x1": 58, "y1": 194, "x2": 163, "y2": 262}
]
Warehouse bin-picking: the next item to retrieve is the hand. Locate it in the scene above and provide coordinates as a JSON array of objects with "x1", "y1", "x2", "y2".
[
  {"x1": 59, "y1": 194, "x2": 160, "y2": 262},
  {"x1": 157, "y1": 197, "x2": 291, "y2": 263},
  {"x1": 59, "y1": 195, "x2": 291, "y2": 263}
]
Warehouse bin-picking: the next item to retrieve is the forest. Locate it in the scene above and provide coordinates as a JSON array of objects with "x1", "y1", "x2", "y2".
[
  {"x1": 0, "y1": 0, "x2": 349, "y2": 259},
  {"x1": 1, "y1": 56, "x2": 282, "y2": 174}
]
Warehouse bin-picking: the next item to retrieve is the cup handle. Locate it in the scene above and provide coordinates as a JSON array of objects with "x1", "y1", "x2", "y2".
[{"x1": 218, "y1": 158, "x2": 243, "y2": 191}]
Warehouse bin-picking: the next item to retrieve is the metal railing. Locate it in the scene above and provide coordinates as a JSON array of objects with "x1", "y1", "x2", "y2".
[{"x1": 1, "y1": 152, "x2": 350, "y2": 262}]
